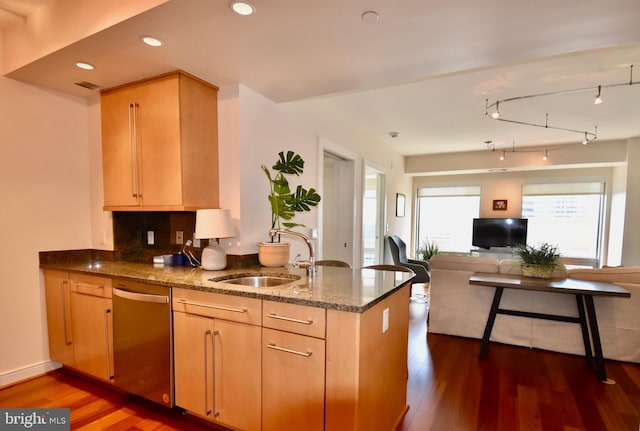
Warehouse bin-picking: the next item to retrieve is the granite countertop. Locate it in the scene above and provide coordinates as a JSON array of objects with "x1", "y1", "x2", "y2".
[{"x1": 40, "y1": 260, "x2": 413, "y2": 313}]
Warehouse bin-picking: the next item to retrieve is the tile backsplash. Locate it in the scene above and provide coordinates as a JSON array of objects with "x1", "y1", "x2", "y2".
[
  {"x1": 112, "y1": 211, "x2": 259, "y2": 268},
  {"x1": 113, "y1": 211, "x2": 203, "y2": 263}
]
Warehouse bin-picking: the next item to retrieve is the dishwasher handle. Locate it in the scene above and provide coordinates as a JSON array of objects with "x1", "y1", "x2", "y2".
[{"x1": 113, "y1": 287, "x2": 169, "y2": 304}]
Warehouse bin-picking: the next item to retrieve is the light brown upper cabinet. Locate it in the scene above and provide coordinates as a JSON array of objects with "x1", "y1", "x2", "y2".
[{"x1": 101, "y1": 71, "x2": 219, "y2": 211}]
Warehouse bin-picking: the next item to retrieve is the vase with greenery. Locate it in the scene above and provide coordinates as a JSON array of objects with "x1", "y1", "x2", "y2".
[
  {"x1": 514, "y1": 242, "x2": 563, "y2": 278},
  {"x1": 259, "y1": 151, "x2": 321, "y2": 266},
  {"x1": 418, "y1": 239, "x2": 440, "y2": 264}
]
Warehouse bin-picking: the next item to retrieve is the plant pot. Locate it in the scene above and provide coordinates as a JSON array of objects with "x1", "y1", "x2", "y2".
[
  {"x1": 521, "y1": 264, "x2": 554, "y2": 279},
  {"x1": 258, "y1": 242, "x2": 290, "y2": 267}
]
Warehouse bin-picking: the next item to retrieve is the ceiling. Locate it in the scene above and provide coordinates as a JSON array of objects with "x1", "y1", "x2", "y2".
[{"x1": 3, "y1": 0, "x2": 640, "y2": 156}]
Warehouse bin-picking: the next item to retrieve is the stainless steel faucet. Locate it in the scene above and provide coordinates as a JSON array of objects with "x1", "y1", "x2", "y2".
[{"x1": 268, "y1": 228, "x2": 315, "y2": 276}]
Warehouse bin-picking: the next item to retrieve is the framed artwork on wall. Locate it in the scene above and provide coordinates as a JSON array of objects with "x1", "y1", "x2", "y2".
[
  {"x1": 396, "y1": 193, "x2": 406, "y2": 217},
  {"x1": 493, "y1": 199, "x2": 508, "y2": 211}
]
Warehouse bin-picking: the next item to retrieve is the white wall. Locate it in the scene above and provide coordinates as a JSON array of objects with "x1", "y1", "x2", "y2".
[
  {"x1": 215, "y1": 84, "x2": 320, "y2": 261},
  {"x1": 215, "y1": 85, "x2": 413, "y2": 264},
  {"x1": 281, "y1": 98, "x2": 413, "y2": 262},
  {"x1": 0, "y1": 36, "x2": 93, "y2": 384},
  {"x1": 622, "y1": 137, "x2": 640, "y2": 266}
]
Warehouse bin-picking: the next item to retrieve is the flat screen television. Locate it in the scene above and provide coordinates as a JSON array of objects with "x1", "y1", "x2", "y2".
[{"x1": 472, "y1": 218, "x2": 528, "y2": 249}]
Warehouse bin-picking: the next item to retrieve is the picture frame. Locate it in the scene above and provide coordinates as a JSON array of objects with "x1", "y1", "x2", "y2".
[
  {"x1": 493, "y1": 199, "x2": 508, "y2": 211},
  {"x1": 396, "y1": 193, "x2": 406, "y2": 217}
]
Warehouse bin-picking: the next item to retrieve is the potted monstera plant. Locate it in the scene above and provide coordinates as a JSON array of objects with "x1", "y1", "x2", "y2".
[
  {"x1": 259, "y1": 151, "x2": 321, "y2": 267},
  {"x1": 514, "y1": 242, "x2": 563, "y2": 279}
]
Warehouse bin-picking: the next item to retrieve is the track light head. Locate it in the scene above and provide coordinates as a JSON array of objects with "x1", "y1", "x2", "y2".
[
  {"x1": 491, "y1": 101, "x2": 501, "y2": 119},
  {"x1": 582, "y1": 132, "x2": 589, "y2": 145},
  {"x1": 594, "y1": 85, "x2": 602, "y2": 105}
]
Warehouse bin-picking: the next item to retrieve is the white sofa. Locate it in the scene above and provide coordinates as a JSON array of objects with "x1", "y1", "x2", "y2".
[{"x1": 428, "y1": 254, "x2": 640, "y2": 363}]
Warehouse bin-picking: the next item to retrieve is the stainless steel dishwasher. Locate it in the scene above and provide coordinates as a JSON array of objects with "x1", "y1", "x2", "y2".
[{"x1": 112, "y1": 279, "x2": 173, "y2": 407}]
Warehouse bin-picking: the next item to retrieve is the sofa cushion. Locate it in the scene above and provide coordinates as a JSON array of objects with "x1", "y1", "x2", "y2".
[
  {"x1": 568, "y1": 267, "x2": 640, "y2": 284},
  {"x1": 429, "y1": 254, "x2": 498, "y2": 273}
]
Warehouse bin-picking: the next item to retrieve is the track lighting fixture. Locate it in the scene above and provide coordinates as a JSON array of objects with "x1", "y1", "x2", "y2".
[
  {"x1": 485, "y1": 64, "x2": 637, "y2": 144},
  {"x1": 542, "y1": 150, "x2": 548, "y2": 161},
  {"x1": 594, "y1": 85, "x2": 602, "y2": 104}
]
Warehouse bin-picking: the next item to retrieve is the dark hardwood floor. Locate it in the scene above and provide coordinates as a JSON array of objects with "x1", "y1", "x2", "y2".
[
  {"x1": 1, "y1": 296, "x2": 639, "y2": 430},
  {"x1": 401, "y1": 299, "x2": 640, "y2": 431}
]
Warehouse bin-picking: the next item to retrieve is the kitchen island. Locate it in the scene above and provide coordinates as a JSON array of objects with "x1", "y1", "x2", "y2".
[{"x1": 41, "y1": 256, "x2": 412, "y2": 431}]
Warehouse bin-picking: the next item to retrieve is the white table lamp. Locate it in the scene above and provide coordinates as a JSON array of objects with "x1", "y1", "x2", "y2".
[{"x1": 195, "y1": 209, "x2": 235, "y2": 270}]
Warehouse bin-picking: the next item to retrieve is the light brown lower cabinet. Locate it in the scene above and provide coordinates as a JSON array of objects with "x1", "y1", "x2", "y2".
[
  {"x1": 261, "y1": 328, "x2": 326, "y2": 431},
  {"x1": 43, "y1": 270, "x2": 114, "y2": 383},
  {"x1": 172, "y1": 289, "x2": 261, "y2": 431},
  {"x1": 44, "y1": 270, "x2": 74, "y2": 367}
]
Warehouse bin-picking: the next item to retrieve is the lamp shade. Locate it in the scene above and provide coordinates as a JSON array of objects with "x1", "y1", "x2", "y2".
[{"x1": 195, "y1": 209, "x2": 235, "y2": 239}]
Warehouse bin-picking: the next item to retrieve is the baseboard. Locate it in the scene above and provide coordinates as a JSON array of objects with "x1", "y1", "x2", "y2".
[{"x1": 0, "y1": 360, "x2": 61, "y2": 388}]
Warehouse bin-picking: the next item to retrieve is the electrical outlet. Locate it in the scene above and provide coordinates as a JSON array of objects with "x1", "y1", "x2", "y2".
[
  {"x1": 147, "y1": 231, "x2": 155, "y2": 245},
  {"x1": 382, "y1": 308, "x2": 389, "y2": 333},
  {"x1": 193, "y1": 234, "x2": 201, "y2": 248},
  {"x1": 176, "y1": 231, "x2": 184, "y2": 245}
]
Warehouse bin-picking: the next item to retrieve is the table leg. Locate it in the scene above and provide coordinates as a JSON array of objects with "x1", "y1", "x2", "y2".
[
  {"x1": 575, "y1": 295, "x2": 594, "y2": 359},
  {"x1": 479, "y1": 287, "x2": 503, "y2": 359},
  {"x1": 584, "y1": 295, "x2": 607, "y2": 381}
]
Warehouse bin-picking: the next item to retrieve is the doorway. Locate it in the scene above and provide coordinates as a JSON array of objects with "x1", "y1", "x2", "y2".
[
  {"x1": 362, "y1": 165, "x2": 385, "y2": 265},
  {"x1": 322, "y1": 151, "x2": 355, "y2": 266}
]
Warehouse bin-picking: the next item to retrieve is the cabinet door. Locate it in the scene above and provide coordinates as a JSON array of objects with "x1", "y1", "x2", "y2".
[
  {"x1": 101, "y1": 75, "x2": 182, "y2": 209},
  {"x1": 213, "y1": 319, "x2": 261, "y2": 431},
  {"x1": 134, "y1": 75, "x2": 183, "y2": 207},
  {"x1": 174, "y1": 312, "x2": 262, "y2": 431},
  {"x1": 44, "y1": 270, "x2": 74, "y2": 366},
  {"x1": 174, "y1": 311, "x2": 211, "y2": 418},
  {"x1": 101, "y1": 86, "x2": 141, "y2": 208},
  {"x1": 262, "y1": 328, "x2": 325, "y2": 431},
  {"x1": 70, "y1": 292, "x2": 114, "y2": 381}
]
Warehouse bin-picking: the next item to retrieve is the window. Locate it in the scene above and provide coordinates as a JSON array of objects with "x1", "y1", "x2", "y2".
[
  {"x1": 522, "y1": 181, "x2": 604, "y2": 264},
  {"x1": 416, "y1": 185, "x2": 481, "y2": 254}
]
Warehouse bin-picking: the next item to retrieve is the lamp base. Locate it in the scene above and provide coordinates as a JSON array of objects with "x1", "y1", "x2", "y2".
[{"x1": 201, "y1": 242, "x2": 227, "y2": 270}]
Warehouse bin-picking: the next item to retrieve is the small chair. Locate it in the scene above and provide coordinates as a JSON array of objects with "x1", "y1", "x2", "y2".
[
  {"x1": 315, "y1": 260, "x2": 352, "y2": 268},
  {"x1": 387, "y1": 235, "x2": 430, "y2": 283},
  {"x1": 387, "y1": 235, "x2": 430, "y2": 302}
]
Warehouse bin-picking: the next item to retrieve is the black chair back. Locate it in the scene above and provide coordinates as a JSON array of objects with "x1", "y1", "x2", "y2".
[{"x1": 388, "y1": 235, "x2": 409, "y2": 264}]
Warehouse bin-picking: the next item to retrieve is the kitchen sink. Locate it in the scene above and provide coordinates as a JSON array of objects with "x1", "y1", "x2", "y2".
[{"x1": 210, "y1": 273, "x2": 301, "y2": 287}]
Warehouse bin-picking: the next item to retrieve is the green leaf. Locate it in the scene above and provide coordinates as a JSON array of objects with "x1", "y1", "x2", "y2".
[
  {"x1": 287, "y1": 186, "x2": 321, "y2": 212},
  {"x1": 273, "y1": 151, "x2": 304, "y2": 176}
]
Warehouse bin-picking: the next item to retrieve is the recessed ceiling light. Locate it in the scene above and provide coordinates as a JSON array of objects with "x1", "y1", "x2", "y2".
[
  {"x1": 75, "y1": 62, "x2": 95, "y2": 70},
  {"x1": 141, "y1": 36, "x2": 163, "y2": 47},
  {"x1": 230, "y1": 1, "x2": 255, "y2": 15}
]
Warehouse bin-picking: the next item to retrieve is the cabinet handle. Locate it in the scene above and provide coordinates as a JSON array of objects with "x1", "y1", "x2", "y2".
[
  {"x1": 204, "y1": 330, "x2": 212, "y2": 416},
  {"x1": 129, "y1": 103, "x2": 141, "y2": 199},
  {"x1": 71, "y1": 281, "x2": 104, "y2": 290},
  {"x1": 104, "y1": 309, "x2": 113, "y2": 380},
  {"x1": 267, "y1": 313, "x2": 313, "y2": 325},
  {"x1": 204, "y1": 329, "x2": 221, "y2": 418},
  {"x1": 267, "y1": 343, "x2": 313, "y2": 357},
  {"x1": 176, "y1": 299, "x2": 247, "y2": 314},
  {"x1": 212, "y1": 330, "x2": 220, "y2": 419},
  {"x1": 61, "y1": 280, "x2": 72, "y2": 345}
]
